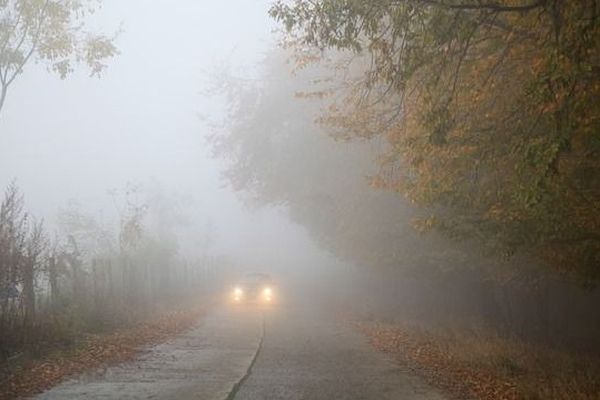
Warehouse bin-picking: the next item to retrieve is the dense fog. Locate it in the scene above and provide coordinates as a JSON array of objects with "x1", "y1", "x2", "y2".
[
  {"x1": 1, "y1": 1, "x2": 599, "y2": 399},
  {"x1": 0, "y1": 0, "x2": 327, "y2": 271}
]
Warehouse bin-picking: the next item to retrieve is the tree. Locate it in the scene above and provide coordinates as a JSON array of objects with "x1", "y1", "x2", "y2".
[
  {"x1": 0, "y1": 0, "x2": 117, "y2": 116},
  {"x1": 0, "y1": 181, "x2": 47, "y2": 333},
  {"x1": 57, "y1": 200, "x2": 116, "y2": 260},
  {"x1": 210, "y1": 49, "x2": 476, "y2": 276},
  {"x1": 22, "y1": 218, "x2": 46, "y2": 327},
  {"x1": 270, "y1": 0, "x2": 600, "y2": 283},
  {"x1": 0, "y1": 181, "x2": 27, "y2": 328}
]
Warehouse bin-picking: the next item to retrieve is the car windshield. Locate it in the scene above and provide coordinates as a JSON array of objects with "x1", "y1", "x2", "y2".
[{"x1": 242, "y1": 273, "x2": 271, "y2": 287}]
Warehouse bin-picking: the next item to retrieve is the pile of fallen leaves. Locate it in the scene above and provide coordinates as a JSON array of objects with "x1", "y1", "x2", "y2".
[
  {"x1": 358, "y1": 323, "x2": 518, "y2": 400},
  {"x1": 357, "y1": 322, "x2": 600, "y2": 400},
  {"x1": 0, "y1": 307, "x2": 205, "y2": 400}
]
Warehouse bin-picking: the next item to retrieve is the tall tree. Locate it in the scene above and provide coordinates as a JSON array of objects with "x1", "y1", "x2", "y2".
[
  {"x1": 0, "y1": 0, "x2": 117, "y2": 116},
  {"x1": 270, "y1": 0, "x2": 600, "y2": 283},
  {"x1": 22, "y1": 218, "x2": 46, "y2": 327},
  {"x1": 210, "y1": 50, "x2": 477, "y2": 276},
  {"x1": 0, "y1": 181, "x2": 27, "y2": 328}
]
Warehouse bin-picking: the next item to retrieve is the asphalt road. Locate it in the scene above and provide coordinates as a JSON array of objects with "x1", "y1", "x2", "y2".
[
  {"x1": 35, "y1": 308, "x2": 263, "y2": 400},
  {"x1": 34, "y1": 299, "x2": 447, "y2": 400},
  {"x1": 232, "y1": 301, "x2": 447, "y2": 400}
]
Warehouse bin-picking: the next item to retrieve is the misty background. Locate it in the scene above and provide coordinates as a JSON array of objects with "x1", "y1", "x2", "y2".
[
  {"x1": 0, "y1": 0, "x2": 332, "y2": 275},
  {"x1": 3, "y1": 0, "x2": 599, "y2": 341},
  {"x1": 1, "y1": 2, "x2": 600, "y2": 399}
]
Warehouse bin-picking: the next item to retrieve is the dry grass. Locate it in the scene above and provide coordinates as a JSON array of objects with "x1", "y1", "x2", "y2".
[{"x1": 359, "y1": 321, "x2": 600, "y2": 400}]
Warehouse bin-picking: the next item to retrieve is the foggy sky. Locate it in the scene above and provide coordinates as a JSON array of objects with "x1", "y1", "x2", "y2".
[{"x1": 0, "y1": 0, "x2": 333, "y2": 273}]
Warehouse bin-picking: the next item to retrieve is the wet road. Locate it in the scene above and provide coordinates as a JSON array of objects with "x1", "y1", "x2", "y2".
[
  {"x1": 233, "y1": 302, "x2": 447, "y2": 400},
  {"x1": 35, "y1": 308, "x2": 262, "y2": 400},
  {"x1": 34, "y1": 300, "x2": 447, "y2": 400}
]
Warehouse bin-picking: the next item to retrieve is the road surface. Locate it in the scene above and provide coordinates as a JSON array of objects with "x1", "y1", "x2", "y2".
[{"x1": 35, "y1": 299, "x2": 447, "y2": 400}]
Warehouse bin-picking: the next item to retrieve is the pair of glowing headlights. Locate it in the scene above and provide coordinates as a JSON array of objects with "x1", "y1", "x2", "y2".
[{"x1": 232, "y1": 286, "x2": 273, "y2": 301}]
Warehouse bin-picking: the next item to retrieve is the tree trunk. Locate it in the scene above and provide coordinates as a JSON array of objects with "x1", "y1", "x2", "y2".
[
  {"x1": 0, "y1": 84, "x2": 7, "y2": 116},
  {"x1": 106, "y1": 260, "x2": 114, "y2": 302},
  {"x1": 92, "y1": 259, "x2": 100, "y2": 310},
  {"x1": 22, "y1": 259, "x2": 35, "y2": 328},
  {"x1": 48, "y1": 256, "x2": 58, "y2": 308}
]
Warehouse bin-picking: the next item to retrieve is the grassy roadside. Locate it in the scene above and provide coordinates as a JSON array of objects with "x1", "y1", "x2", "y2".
[
  {"x1": 357, "y1": 322, "x2": 600, "y2": 400},
  {"x1": 0, "y1": 304, "x2": 206, "y2": 400}
]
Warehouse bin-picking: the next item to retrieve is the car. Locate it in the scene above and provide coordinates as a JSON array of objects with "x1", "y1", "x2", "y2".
[{"x1": 231, "y1": 272, "x2": 275, "y2": 304}]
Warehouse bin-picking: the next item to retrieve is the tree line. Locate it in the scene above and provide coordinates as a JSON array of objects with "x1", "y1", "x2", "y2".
[
  {"x1": 268, "y1": 0, "x2": 600, "y2": 284},
  {"x1": 0, "y1": 181, "x2": 217, "y2": 360},
  {"x1": 210, "y1": 40, "x2": 600, "y2": 348}
]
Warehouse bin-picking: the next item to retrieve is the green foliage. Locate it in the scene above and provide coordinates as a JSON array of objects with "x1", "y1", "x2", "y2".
[{"x1": 0, "y1": 0, "x2": 118, "y2": 114}]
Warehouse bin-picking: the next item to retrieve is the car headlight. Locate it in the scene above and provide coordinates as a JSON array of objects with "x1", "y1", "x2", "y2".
[
  {"x1": 233, "y1": 287, "x2": 243, "y2": 300},
  {"x1": 262, "y1": 287, "x2": 273, "y2": 300}
]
